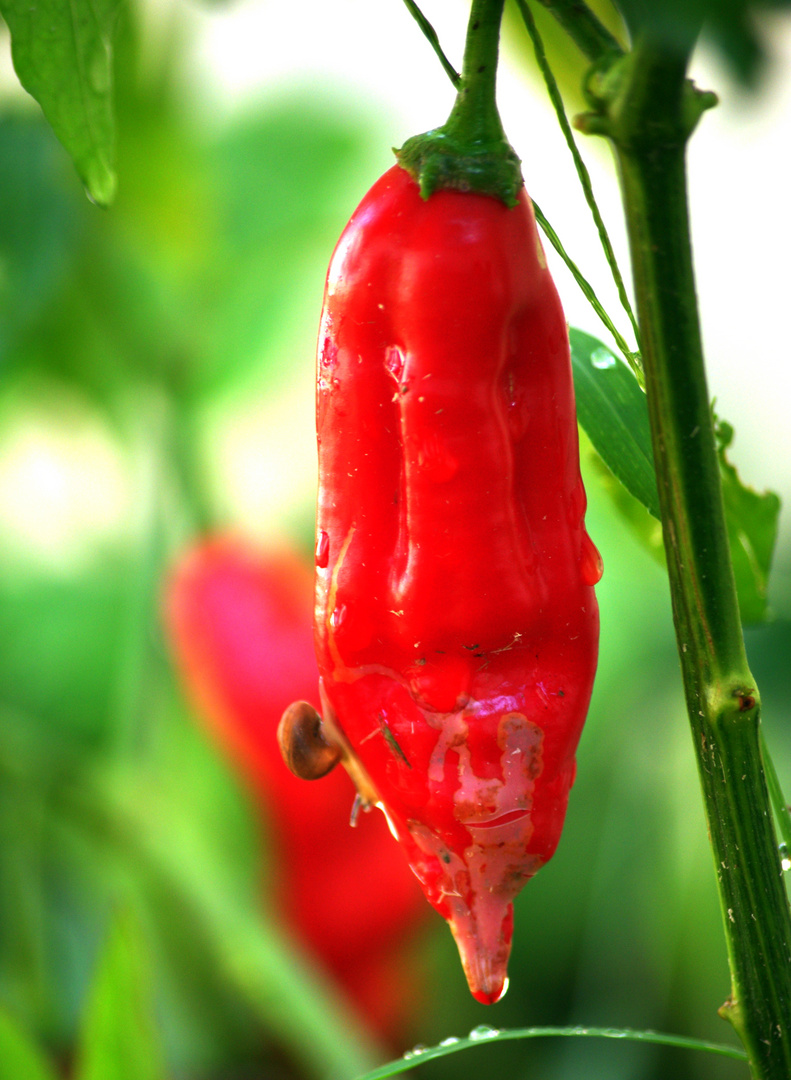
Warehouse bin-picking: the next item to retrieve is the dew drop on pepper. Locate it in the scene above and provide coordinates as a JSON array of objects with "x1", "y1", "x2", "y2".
[
  {"x1": 580, "y1": 531, "x2": 604, "y2": 586},
  {"x1": 315, "y1": 530, "x2": 330, "y2": 569}
]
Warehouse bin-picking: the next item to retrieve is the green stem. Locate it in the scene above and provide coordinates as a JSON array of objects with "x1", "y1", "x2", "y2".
[
  {"x1": 401, "y1": 0, "x2": 461, "y2": 88},
  {"x1": 579, "y1": 34, "x2": 791, "y2": 1080},
  {"x1": 396, "y1": 0, "x2": 522, "y2": 204},
  {"x1": 515, "y1": 0, "x2": 642, "y2": 360},
  {"x1": 443, "y1": 0, "x2": 508, "y2": 143},
  {"x1": 531, "y1": 200, "x2": 637, "y2": 370}
]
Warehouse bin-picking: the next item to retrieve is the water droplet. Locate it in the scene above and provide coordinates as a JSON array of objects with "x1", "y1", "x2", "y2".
[
  {"x1": 439, "y1": 1036, "x2": 460, "y2": 1047},
  {"x1": 591, "y1": 347, "x2": 617, "y2": 370},
  {"x1": 468, "y1": 1025, "x2": 500, "y2": 1041},
  {"x1": 315, "y1": 530, "x2": 330, "y2": 568},
  {"x1": 320, "y1": 339, "x2": 338, "y2": 369},
  {"x1": 403, "y1": 1044, "x2": 428, "y2": 1059},
  {"x1": 580, "y1": 531, "x2": 603, "y2": 586},
  {"x1": 349, "y1": 794, "x2": 363, "y2": 828},
  {"x1": 780, "y1": 842, "x2": 790, "y2": 872},
  {"x1": 385, "y1": 346, "x2": 405, "y2": 382},
  {"x1": 329, "y1": 604, "x2": 347, "y2": 630}
]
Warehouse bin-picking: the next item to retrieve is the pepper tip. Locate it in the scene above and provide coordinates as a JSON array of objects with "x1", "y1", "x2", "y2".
[{"x1": 471, "y1": 976, "x2": 508, "y2": 1006}]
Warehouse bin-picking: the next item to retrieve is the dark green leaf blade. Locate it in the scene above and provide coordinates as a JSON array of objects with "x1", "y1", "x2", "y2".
[
  {"x1": 570, "y1": 327, "x2": 660, "y2": 519},
  {"x1": 0, "y1": 1009, "x2": 59, "y2": 1080},
  {"x1": 74, "y1": 911, "x2": 167, "y2": 1080},
  {"x1": 571, "y1": 327, "x2": 781, "y2": 624},
  {"x1": 0, "y1": 0, "x2": 120, "y2": 205},
  {"x1": 716, "y1": 420, "x2": 781, "y2": 625}
]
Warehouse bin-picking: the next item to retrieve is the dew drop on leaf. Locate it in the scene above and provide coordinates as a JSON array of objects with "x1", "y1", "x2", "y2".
[
  {"x1": 403, "y1": 1044, "x2": 428, "y2": 1059},
  {"x1": 468, "y1": 1025, "x2": 500, "y2": 1041},
  {"x1": 591, "y1": 346, "x2": 617, "y2": 370}
]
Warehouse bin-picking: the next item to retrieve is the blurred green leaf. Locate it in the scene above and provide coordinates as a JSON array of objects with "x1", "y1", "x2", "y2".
[
  {"x1": 716, "y1": 419, "x2": 781, "y2": 625},
  {"x1": 0, "y1": 1007, "x2": 58, "y2": 1080},
  {"x1": 0, "y1": 561, "x2": 130, "y2": 751},
  {"x1": 74, "y1": 910, "x2": 166, "y2": 1080},
  {"x1": 505, "y1": 0, "x2": 627, "y2": 112},
  {"x1": 0, "y1": 91, "x2": 376, "y2": 411},
  {"x1": 571, "y1": 328, "x2": 780, "y2": 624},
  {"x1": 193, "y1": 103, "x2": 377, "y2": 398},
  {"x1": 87, "y1": 766, "x2": 384, "y2": 1080},
  {"x1": 0, "y1": 0, "x2": 120, "y2": 205},
  {"x1": 570, "y1": 327, "x2": 660, "y2": 518},
  {"x1": 611, "y1": 0, "x2": 790, "y2": 83},
  {"x1": 0, "y1": 111, "x2": 82, "y2": 354}
]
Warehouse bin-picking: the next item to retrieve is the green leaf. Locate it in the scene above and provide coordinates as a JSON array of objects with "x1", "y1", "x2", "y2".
[
  {"x1": 570, "y1": 327, "x2": 660, "y2": 519},
  {"x1": 715, "y1": 419, "x2": 781, "y2": 626},
  {"x1": 504, "y1": 0, "x2": 627, "y2": 112},
  {"x1": 571, "y1": 328, "x2": 781, "y2": 624},
  {"x1": 0, "y1": 1008, "x2": 59, "y2": 1080},
  {"x1": 74, "y1": 910, "x2": 167, "y2": 1080},
  {"x1": 95, "y1": 769, "x2": 384, "y2": 1080},
  {"x1": 0, "y1": 0, "x2": 121, "y2": 205},
  {"x1": 353, "y1": 1025, "x2": 747, "y2": 1080}
]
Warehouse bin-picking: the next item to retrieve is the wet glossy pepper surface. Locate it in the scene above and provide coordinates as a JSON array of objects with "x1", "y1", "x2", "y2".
[{"x1": 313, "y1": 164, "x2": 601, "y2": 1003}]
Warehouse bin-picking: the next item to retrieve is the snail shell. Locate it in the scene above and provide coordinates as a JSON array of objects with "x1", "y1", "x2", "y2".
[{"x1": 278, "y1": 700, "x2": 342, "y2": 780}]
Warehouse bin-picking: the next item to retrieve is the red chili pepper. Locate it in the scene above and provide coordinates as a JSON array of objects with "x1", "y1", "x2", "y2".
[
  {"x1": 276, "y1": 0, "x2": 601, "y2": 1007},
  {"x1": 300, "y1": 161, "x2": 601, "y2": 1005},
  {"x1": 164, "y1": 537, "x2": 428, "y2": 1033}
]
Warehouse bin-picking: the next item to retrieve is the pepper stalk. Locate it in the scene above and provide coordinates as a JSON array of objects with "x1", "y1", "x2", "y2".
[
  {"x1": 570, "y1": 21, "x2": 791, "y2": 1080},
  {"x1": 396, "y1": 0, "x2": 523, "y2": 205}
]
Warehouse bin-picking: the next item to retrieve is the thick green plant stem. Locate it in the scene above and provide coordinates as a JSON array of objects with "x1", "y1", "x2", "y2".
[{"x1": 578, "y1": 35, "x2": 791, "y2": 1079}]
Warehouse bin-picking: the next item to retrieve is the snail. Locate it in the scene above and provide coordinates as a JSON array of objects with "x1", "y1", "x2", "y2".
[
  {"x1": 277, "y1": 700, "x2": 341, "y2": 781},
  {"x1": 278, "y1": 683, "x2": 380, "y2": 810}
]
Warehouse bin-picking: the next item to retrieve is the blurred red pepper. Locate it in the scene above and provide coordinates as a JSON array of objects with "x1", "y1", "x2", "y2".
[{"x1": 164, "y1": 536, "x2": 428, "y2": 1034}]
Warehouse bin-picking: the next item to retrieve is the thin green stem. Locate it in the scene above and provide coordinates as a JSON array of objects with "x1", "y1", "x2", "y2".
[
  {"x1": 515, "y1": 0, "x2": 641, "y2": 355},
  {"x1": 111, "y1": 392, "x2": 170, "y2": 759},
  {"x1": 580, "y1": 33, "x2": 791, "y2": 1080},
  {"x1": 355, "y1": 1025, "x2": 746, "y2": 1080},
  {"x1": 532, "y1": 0, "x2": 624, "y2": 61},
  {"x1": 401, "y1": 0, "x2": 461, "y2": 88},
  {"x1": 532, "y1": 200, "x2": 639, "y2": 374},
  {"x1": 761, "y1": 729, "x2": 791, "y2": 853}
]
